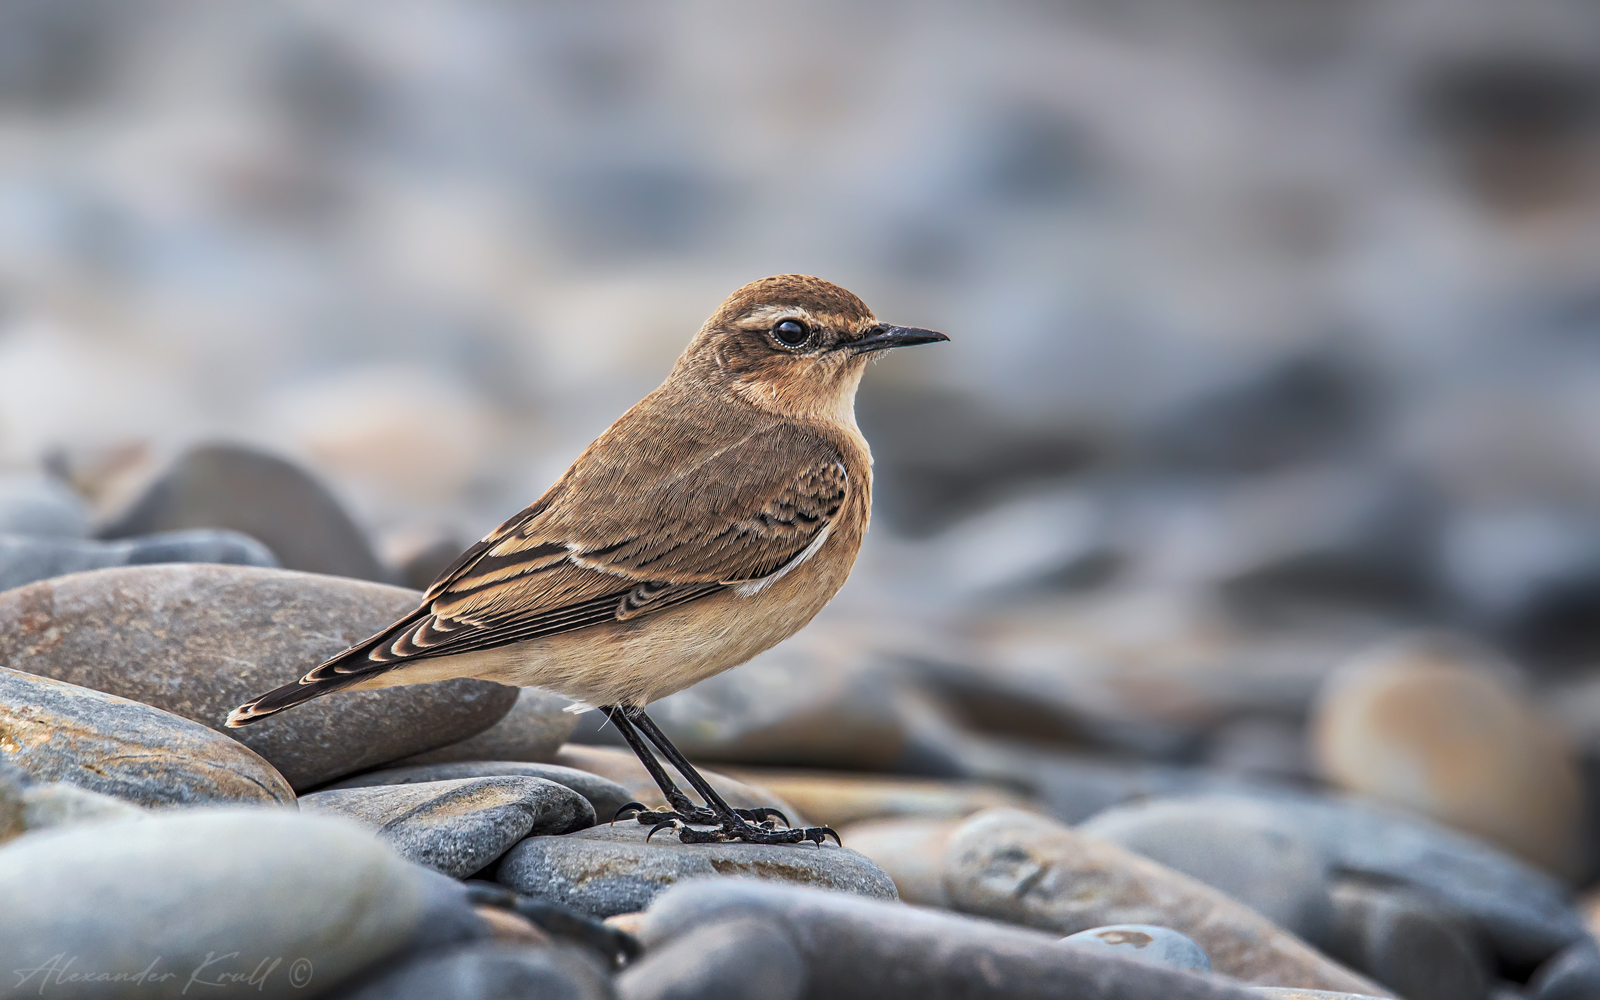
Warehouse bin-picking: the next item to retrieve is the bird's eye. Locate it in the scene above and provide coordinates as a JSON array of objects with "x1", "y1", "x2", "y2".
[{"x1": 772, "y1": 319, "x2": 810, "y2": 347}]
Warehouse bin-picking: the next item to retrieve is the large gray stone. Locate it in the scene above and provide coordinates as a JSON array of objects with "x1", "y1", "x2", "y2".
[
  {"x1": 495, "y1": 823, "x2": 898, "y2": 918},
  {"x1": 325, "y1": 761, "x2": 632, "y2": 824},
  {"x1": 0, "y1": 474, "x2": 89, "y2": 537},
  {"x1": 0, "y1": 529, "x2": 278, "y2": 593},
  {"x1": 1078, "y1": 796, "x2": 1336, "y2": 945},
  {"x1": 97, "y1": 442, "x2": 387, "y2": 581},
  {"x1": 0, "y1": 809, "x2": 433, "y2": 999},
  {"x1": 21, "y1": 782, "x2": 148, "y2": 833},
  {"x1": 0, "y1": 666, "x2": 294, "y2": 807},
  {"x1": 301, "y1": 776, "x2": 594, "y2": 878},
  {"x1": 1323, "y1": 878, "x2": 1490, "y2": 1000},
  {"x1": 395, "y1": 688, "x2": 578, "y2": 766},
  {"x1": 636, "y1": 880, "x2": 1268, "y2": 1000},
  {"x1": 0, "y1": 564, "x2": 518, "y2": 789},
  {"x1": 943, "y1": 808, "x2": 1386, "y2": 994},
  {"x1": 616, "y1": 917, "x2": 805, "y2": 1000},
  {"x1": 331, "y1": 942, "x2": 613, "y2": 1000}
]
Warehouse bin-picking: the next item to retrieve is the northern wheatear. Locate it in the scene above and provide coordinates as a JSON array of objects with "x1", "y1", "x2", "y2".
[{"x1": 229, "y1": 275, "x2": 948, "y2": 845}]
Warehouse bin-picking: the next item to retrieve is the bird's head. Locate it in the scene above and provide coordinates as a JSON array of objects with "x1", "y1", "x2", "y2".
[{"x1": 674, "y1": 274, "x2": 948, "y2": 425}]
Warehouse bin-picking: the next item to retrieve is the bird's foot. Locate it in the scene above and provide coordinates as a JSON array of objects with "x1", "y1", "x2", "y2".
[
  {"x1": 676, "y1": 815, "x2": 840, "y2": 847},
  {"x1": 612, "y1": 801, "x2": 791, "y2": 829}
]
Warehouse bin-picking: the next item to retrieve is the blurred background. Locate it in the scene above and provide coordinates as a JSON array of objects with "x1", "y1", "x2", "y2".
[{"x1": 6, "y1": 0, "x2": 1600, "y2": 888}]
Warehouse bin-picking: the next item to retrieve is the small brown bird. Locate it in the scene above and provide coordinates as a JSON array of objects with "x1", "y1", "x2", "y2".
[{"x1": 228, "y1": 275, "x2": 947, "y2": 845}]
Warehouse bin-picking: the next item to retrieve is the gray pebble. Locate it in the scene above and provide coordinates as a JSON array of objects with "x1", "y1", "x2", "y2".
[
  {"x1": 1528, "y1": 939, "x2": 1600, "y2": 1000},
  {"x1": 0, "y1": 529, "x2": 277, "y2": 594},
  {"x1": 300, "y1": 776, "x2": 594, "y2": 878},
  {"x1": 1324, "y1": 878, "x2": 1490, "y2": 1000},
  {"x1": 1061, "y1": 924, "x2": 1212, "y2": 973},
  {"x1": 330, "y1": 942, "x2": 613, "y2": 1000},
  {"x1": 395, "y1": 688, "x2": 578, "y2": 767},
  {"x1": 21, "y1": 782, "x2": 147, "y2": 833},
  {"x1": 617, "y1": 918, "x2": 805, "y2": 1000},
  {"x1": 326, "y1": 761, "x2": 632, "y2": 823},
  {"x1": 0, "y1": 474, "x2": 89, "y2": 537}
]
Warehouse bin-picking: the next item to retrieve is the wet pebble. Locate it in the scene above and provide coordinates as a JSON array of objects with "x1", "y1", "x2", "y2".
[
  {"x1": 0, "y1": 564, "x2": 519, "y2": 789},
  {"x1": 494, "y1": 822, "x2": 897, "y2": 918},
  {"x1": 1061, "y1": 924, "x2": 1212, "y2": 973},
  {"x1": 0, "y1": 666, "x2": 295, "y2": 808},
  {"x1": 300, "y1": 776, "x2": 593, "y2": 878}
]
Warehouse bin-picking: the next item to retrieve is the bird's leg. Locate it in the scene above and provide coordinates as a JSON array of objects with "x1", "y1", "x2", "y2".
[
  {"x1": 623, "y1": 707, "x2": 838, "y2": 847},
  {"x1": 601, "y1": 705, "x2": 718, "y2": 825}
]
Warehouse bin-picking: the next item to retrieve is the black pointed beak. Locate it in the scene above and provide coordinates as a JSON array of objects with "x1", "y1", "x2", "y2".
[{"x1": 847, "y1": 324, "x2": 951, "y2": 354}]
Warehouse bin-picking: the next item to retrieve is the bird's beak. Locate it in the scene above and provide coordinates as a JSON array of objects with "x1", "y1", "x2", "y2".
[{"x1": 846, "y1": 325, "x2": 951, "y2": 354}]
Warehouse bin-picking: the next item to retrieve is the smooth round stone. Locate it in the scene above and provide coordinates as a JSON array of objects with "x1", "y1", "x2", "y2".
[
  {"x1": 0, "y1": 809, "x2": 432, "y2": 1000},
  {"x1": 1311, "y1": 635, "x2": 1584, "y2": 877},
  {"x1": 97, "y1": 442, "x2": 387, "y2": 581},
  {"x1": 616, "y1": 918, "x2": 805, "y2": 1000},
  {"x1": 325, "y1": 761, "x2": 632, "y2": 824},
  {"x1": 714, "y1": 769, "x2": 1031, "y2": 831},
  {"x1": 1247, "y1": 992, "x2": 1389, "y2": 999},
  {"x1": 636, "y1": 880, "x2": 1265, "y2": 1000},
  {"x1": 1528, "y1": 939, "x2": 1600, "y2": 1000},
  {"x1": 334, "y1": 942, "x2": 612, "y2": 1000},
  {"x1": 1325, "y1": 879, "x2": 1489, "y2": 1000},
  {"x1": 0, "y1": 564, "x2": 518, "y2": 789},
  {"x1": 0, "y1": 474, "x2": 89, "y2": 537},
  {"x1": 1061, "y1": 925, "x2": 1211, "y2": 973},
  {"x1": 495, "y1": 822, "x2": 898, "y2": 918},
  {"x1": 300, "y1": 776, "x2": 594, "y2": 878},
  {"x1": 835, "y1": 817, "x2": 961, "y2": 907},
  {"x1": 395, "y1": 689, "x2": 578, "y2": 767},
  {"x1": 0, "y1": 666, "x2": 294, "y2": 808},
  {"x1": 943, "y1": 808, "x2": 1384, "y2": 994},
  {"x1": 21, "y1": 782, "x2": 148, "y2": 833},
  {"x1": 0, "y1": 529, "x2": 278, "y2": 594},
  {"x1": 1078, "y1": 797, "x2": 1335, "y2": 945}
]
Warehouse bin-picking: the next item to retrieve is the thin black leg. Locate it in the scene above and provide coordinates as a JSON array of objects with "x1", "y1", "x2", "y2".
[
  {"x1": 623, "y1": 707, "x2": 789, "y2": 828},
  {"x1": 600, "y1": 705, "x2": 716, "y2": 822}
]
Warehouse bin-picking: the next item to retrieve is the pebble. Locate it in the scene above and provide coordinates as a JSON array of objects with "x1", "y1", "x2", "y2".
[
  {"x1": 719, "y1": 769, "x2": 1032, "y2": 831},
  {"x1": 554, "y1": 745, "x2": 803, "y2": 823},
  {"x1": 0, "y1": 809, "x2": 433, "y2": 1000},
  {"x1": 1061, "y1": 924, "x2": 1212, "y2": 973},
  {"x1": 21, "y1": 782, "x2": 148, "y2": 833},
  {"x1": 834, "y1": 817, "x2": 960, "y2": 906},
  {"x1": 0, "y1": 666, "x2": 295, "y2": 807},
  {"x1": 1324, "y1": 878, "x2": 1490, "y2": 1000},
  {"x1": 0, "y1": 563, "x2": 519, "y2": 789},
  {"x1": 301, "y1": 776, "x2": 594, "y2": 878},
  {"x1": 494, "y1": 821, "x2": 898, "y2": 918},
  {"x1": 0, "y1": 761, "x2": 26, "y2": 842},
  {"x1": 397, "y1": 688, "x2": 577, "y2": 766},
  {"x1": 1310, "y1": 634, "x2": 1584, "y2": 877},
  {"x1": 1247, "y1": 993, "x2": 1389, "y2": 999},
  {"x1": 636, "y1": 879, "x2": 1266, "y2": 1000},
  {"x1": 97, "y1": 441, "x2": 388, "y2": 581},
  {"x1": 0, "y1": 528, "x2": 279, "y2": 594},
  {"x1": 615, "y1": 917, "x2": 805, "y2": 1000},
  {"x1": 0, "y1": 473, "x2": 90, "y2": 537},
  {"x1": 331, "y1": 942, "x2": 614, "y2": 1000},
  {"x1": 325, "y1": 761, "x2": 633, "y2": 824},
  {"x1": 1527, "y1": 939, "x2": 1600, "y2": 1000},
  {"x1": 1078, "y1": 796, "x2": 1336, "y2": 945},
  {"x1": 942, "y1": 808, "x2": 1385, "y2": 994}
]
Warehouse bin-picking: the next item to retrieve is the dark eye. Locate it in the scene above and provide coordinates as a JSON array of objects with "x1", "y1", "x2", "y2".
[{"x1": 772, "y1": 319, "x2": 810, "y2": 347}]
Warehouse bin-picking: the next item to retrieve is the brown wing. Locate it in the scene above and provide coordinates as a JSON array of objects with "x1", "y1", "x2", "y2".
[{"x1": 304, "y1": 424, "x2": 848, "y2": 682}]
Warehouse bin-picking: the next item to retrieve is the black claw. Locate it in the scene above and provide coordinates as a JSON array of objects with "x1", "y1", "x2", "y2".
[
  {"x1": 736, "y1": 806, "x2": 790, "y2": 828},
  {"x1": 646, "y1": 820, "x2": 680, "y2": 842},
  {"x1": 612, "y1": 801, "x2": 648, "y2": 825}
]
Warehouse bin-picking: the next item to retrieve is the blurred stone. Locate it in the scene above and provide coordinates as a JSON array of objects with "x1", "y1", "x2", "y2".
[
  {"x1": 553, "y1": 745, "x2": 801, "y2": 823},
  {"x1": 636, "y1": 880, "x2": 1264, "y2": 1000},
  {"x1": 301, "y1": 776, "x2": 594, "y2": 878},
  {"x1": 1087, "y1": 792, "x2": 1586, "y2": 970},
  {"x1": 494, "y1": 823, "x2": 897, "y2": 919},
  {"x1": 20, "y1": 781, "x2": 147, "y2": 832},
  {"x1": 0, "y1": 809, "x2": 432, "y2": 1000},
  {"x1": 380, "y1": 522, "x2": 467, "y2": 591},
  {"x1": 833, "y1": 817, "x2": 960, "y2": 907},
  {"x1": 0, "y1": 564, "x2": 518, "y2": 789},
  {"x1": 1060, "y1": 924, "x2": 1212, "y2": 973},
  {"x1": 1078, "y1": 796, "x2": 1335, "y2": 945},
  {"x1": 615, "y1": 917, "x2": 805, "y2": 1000},
  {"x1": 1324, "y1": 878, "x2": 1490, "y2": 1000},
  {"x1": 1527, "y1": 939, "x2": 1600, "y2": 1000},
  {"x1": 1246, "y1": 993, "x2": 1388, "y2": 1000},
  {"x1": 325, "y1": 761, "x2": 632, "y2": 823},
  {"x1": 97, "y1": 442, "x2": 386, "y2": 581},
  {"x1": 943, "y1": 808, "x2": 1384, "y2": 993},
  {"x1": 0, "y1": 473, "x2": 89, "y2": 536},
  {"x1": 399, "y1": 688, "x2": 577, "y2": 767},
  {"x1": 333, "y1": 942, "x2": 613, "y2": 1000},
  {"x1": 0, "y1": 666, "x2": 295, "y2": 808},
  {"x1": 720, "y1": 769, "x2": 1031, "y2": 831},
  {"x1": 1202, "y1": 716, "x2": 1316, "y2": 785},
  {"x1": 0, "y1": 528, "x2": 278, "y2": 593},
  {"x1": 1310, "y1": 634, "x2": 1585, "y2": 876}
]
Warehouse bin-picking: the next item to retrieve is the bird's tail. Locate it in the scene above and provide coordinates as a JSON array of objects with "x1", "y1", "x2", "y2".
[{"x1": 225, "y1": 670, "x2": 368, "y2": 727}]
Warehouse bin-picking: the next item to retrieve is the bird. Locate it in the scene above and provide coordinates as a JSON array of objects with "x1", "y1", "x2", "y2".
[{"x1": 227, "y1": 274, "x2": 948, "y2": 845}]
